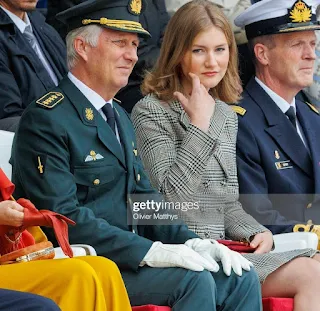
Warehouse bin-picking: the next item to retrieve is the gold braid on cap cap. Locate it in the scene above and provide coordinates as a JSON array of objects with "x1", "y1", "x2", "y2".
[{"x1": 82, "y1": 17, "x2": 147, "y2": 32}]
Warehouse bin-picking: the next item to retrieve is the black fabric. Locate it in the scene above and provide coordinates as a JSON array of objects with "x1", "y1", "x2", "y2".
[
  {"x1": 285, "y1": 106, "x2": 297, "y2": 129},
  {"x1": 0, "y1": 116, "x2": 20, "y2": 132}
]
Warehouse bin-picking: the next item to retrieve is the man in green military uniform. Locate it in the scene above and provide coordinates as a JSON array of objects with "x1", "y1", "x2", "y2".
[{"x1": 10, "y1": 0, "x2": 262, "y2": 309}]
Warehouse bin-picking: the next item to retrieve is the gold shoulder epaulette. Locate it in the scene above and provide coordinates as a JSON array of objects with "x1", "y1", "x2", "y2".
[
  {"x1": 231, "y1": 105, "x2": 246, "y2": 116},
  {"x1": 36, "y1": 92, "x2": 64, "y2": 109},
  {"x1": 305, "y1": 102, "x2": 319, "y2": 115}
]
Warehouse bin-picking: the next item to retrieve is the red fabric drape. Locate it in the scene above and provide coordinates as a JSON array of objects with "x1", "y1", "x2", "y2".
[{"x1": 0, "y1": 168, "x2": 75, "y2": 257}]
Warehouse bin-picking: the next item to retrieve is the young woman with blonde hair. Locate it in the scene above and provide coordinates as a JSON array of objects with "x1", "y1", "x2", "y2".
[{"x1": 132, "y1": 1, "x2": 320, "y2": 309}]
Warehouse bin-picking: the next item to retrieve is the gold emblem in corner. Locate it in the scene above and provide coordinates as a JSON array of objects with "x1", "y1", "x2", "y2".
[
  {"x1": 85, "y1": 108, "x2": 94, "y2": 121},
  {"x1": 289, "y1": 0, "x2": 312, "y2": 23},
  {"x1": 129, "y1": 0, "x2": 142, "y2": 15}
]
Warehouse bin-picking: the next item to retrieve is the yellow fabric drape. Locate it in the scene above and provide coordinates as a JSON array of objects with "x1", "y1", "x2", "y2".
[
  {"x1": 0, "y1": 256, "x2": 131, "y2": 311},
  {"x1": 26, "y1": 226, "x2": 48, "y2": 243}
]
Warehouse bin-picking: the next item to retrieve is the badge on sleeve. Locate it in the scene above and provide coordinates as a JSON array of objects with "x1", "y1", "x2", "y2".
[{"x1": 36, "y1": 155, "x2": 46, "y2": 175}]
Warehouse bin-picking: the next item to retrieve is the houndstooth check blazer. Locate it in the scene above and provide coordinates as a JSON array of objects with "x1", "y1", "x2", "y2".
[
  {"x1": 132, "y1": 93, "x2": 266, "y2": 240},
  {"x1": 132, "y1": 93, "x2": 317, "y2": 282}
]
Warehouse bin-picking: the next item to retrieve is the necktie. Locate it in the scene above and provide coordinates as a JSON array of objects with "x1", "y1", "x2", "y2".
[
  {"x1": 102, "y1": 103, "x2": 116, "y2": 134},
  {"x1": 23, "y1": 25, "x2": 39, "y2": 57},
  {"x1": 285, "y1": 106, "x2": 297, "y2": 129},
  {"x1": 22, "y1": 25, "x2": 58, "y2": 86}
]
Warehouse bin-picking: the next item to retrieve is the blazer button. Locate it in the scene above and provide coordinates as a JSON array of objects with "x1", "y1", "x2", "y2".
[
  {"x1": 93, "y1": 179, "x2": 100, "y2": 186},
  {"x1": 205, "y1": 232, "x2": 210, "y2": 238},
  {"x1": 137, "y1": 174, "x2": 141, "y2": 182},
  {"x1": 219, "y1": 233, "x2": 224, "y2": 238},
  {"x1": 307, "y1": 203, "x2": 312, "y2": 209}
]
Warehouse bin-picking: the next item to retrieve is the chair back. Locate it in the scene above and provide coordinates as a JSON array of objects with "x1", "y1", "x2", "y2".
[{"x1": 0, "y1": 130, "x2": 15, "y2": 180}]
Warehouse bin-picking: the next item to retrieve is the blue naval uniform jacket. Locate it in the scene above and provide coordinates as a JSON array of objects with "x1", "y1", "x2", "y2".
[
  {"x1": 11, "y1": 77, "x2": 198, "y2": 271},
  {"x1": 236, "y1": 77, "x2": 320, "y2": 234}
]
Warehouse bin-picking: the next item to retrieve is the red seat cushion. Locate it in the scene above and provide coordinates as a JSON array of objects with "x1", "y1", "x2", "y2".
[
  {"x1": 132, "y1": 306, "x2": 171, "y2": 311},
  {"x1": 262, "y1": 298, "x2": 294, "y2": 311},
  {"x1": 132, "y1": 298, "x2": 294, "y2": 311}
]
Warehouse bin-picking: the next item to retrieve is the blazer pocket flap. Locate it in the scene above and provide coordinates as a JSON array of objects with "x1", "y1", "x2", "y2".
[{"x1": 74, "y1": 166, "x2": 114, "y2": 186}]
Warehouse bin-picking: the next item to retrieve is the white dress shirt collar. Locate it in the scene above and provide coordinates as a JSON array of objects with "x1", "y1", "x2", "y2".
[
  {"x1": 68, "y1": 72, "x2": 112, "y2": 111},
  {"x1": 0, "y1": 6, "x2": 31, "y2": 33},
  {"x1": 255, "y1": 77, "x2": 296, "y2": 113}
]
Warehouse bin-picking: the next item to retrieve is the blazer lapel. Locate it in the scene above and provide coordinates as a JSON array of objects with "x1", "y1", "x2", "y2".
[
  {"x1": 246, "y1": 78, "x2": 312, "y2": 177},
  {"x1": 59, "y1": 78, "x2": 126, "y2": 167},
  {"x1": 296, "y1": 101, "x2": 320, "y2": 189},
  {"x1": 209, "y1": 102, "x2": 229, "y2": 178}
]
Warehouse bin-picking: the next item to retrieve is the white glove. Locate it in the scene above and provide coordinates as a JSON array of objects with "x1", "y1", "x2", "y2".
[
  {"x1": 140, "y1": 241, "x2": 220, "y2": 272},
  {"x1": 185, "y1": 238, "x2": 253, "y2": 276}
]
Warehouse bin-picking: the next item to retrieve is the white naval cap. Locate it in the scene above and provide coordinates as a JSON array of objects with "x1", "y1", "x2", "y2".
[{"x1": 234, "y1": 0, "x2": 320, "y2": 40}]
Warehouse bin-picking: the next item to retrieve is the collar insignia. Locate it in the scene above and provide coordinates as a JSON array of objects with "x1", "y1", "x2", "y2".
[
  {"x1": 85, "y1": 108, "x2": 94, "y2": 121},
  {"x1": 128, "y1": 0, "x2": 142, "y2": 15},
  {"x1": 274, "y1": 150, "x2": 280, "y2": 160},
  {"x1": 289, "y1": 0, "x2": 312, "y2": 23}
]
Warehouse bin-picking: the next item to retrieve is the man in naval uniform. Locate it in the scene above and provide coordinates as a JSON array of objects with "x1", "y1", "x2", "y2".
[
  {"x1": 234, "y1": 0, "x2": 320, "y2": 240},
  {"x1": 10, "y1": 0, "x2": 262, "y2": 309}
]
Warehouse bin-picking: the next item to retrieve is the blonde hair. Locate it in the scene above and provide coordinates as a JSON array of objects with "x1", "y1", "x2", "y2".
[
  {"x1": 141, "y1": 0, "x2": 242, "y2": 103},
  {"x1": 66, "y1": 25, "x2": 102, "y2": 70}
]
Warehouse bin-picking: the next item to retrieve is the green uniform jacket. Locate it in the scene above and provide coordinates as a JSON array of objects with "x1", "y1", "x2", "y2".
[{"x1": 11, "y1": 77, "x2": 197, "y2": 271}]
